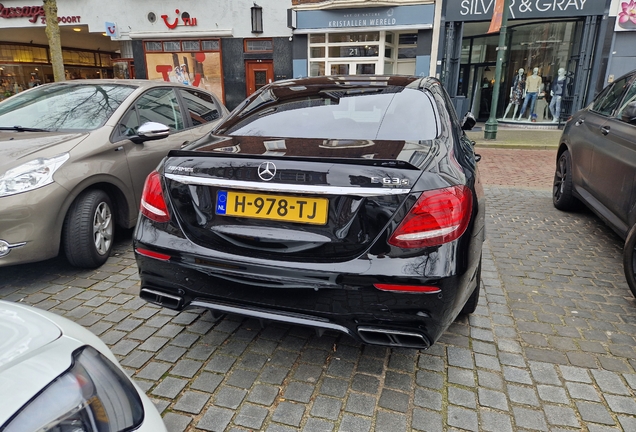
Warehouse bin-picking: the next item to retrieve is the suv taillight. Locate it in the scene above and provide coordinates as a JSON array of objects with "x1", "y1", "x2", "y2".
[
  {"x1": 388, "y1": 185, "x2": 473, "y2": 248},
  {"x1": 140, "y1": 171, "x2": 170, "y2": 223}
]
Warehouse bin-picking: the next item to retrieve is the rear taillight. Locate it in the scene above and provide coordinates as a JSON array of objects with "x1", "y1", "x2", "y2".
[
  {"x1": 374, "y1": 283, "x2": 441, "y2": 293},
  {"x1": 135, "y1": 247, "x2": 171, "y2": 261},
  {"x1": 140, "y1": 171, "x2": 170, "y2": 223},
  {"x1": 388, "y1": 185, "x2": 473, "y2": 248}
]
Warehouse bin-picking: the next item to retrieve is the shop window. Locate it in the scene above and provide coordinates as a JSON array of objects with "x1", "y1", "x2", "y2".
[
  {"x1": 310, "y1": 47, "x2": 325, "y2": 58},
  {"x1": 182, "y1": 41, "x2": 201, "y2": 52},
  {"x1": 328, "y1": 46, "x2": 379, "y2": 58},
  {"x1": 99, "y1": 53, "x2": 112, "y2": 67},
  {"x1": 146, "y1": 39, "x2": 220, "y2": 53},
  {"x1": 397, "y1": 47, "x2": 417, "y2": 59},
  {"x1": 145, "y1": 40, "x2": 223, "y2": 100},
  {"x1": 163, "y1": 41, "x2": 181, "y2": 52},
  {"x1": 331, "y1": 64, "x2": 349, "y2": 75},
  {"x1": 309, "y1": 34, "x2": 326, "y2": 44},
  {"x1": 202, "y1": 40, "x2": 220, "y2": 51},
  {"x1": 145, "y1": 41, "x2": 163, "y2": 52},
  {"x1": 310, "y1": 62, "x2": 325, "y2": 77},
  {"x1": 245, "y1": 39, "x2": 273, "y2": 53},
  {"x1": 398, "y1": 34, "x2": 417, "y2": 45},
  {"x1": 356, "y1": 64, "x2": 375, "y2": 75},
  {"x1": 330, "y1": 32, "x2": 379, "y2": 43},
  {"x1": 63, "y1": 50, "x2": 98, "y2": 66}
]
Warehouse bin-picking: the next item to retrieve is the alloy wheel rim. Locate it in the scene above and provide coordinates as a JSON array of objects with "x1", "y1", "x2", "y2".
[
  {"x1": 554, "y1": 156, "x2": 566, "y2": 199},
  {"x1": 93, "y1": 202, "x2": 113, "y2": 255}
]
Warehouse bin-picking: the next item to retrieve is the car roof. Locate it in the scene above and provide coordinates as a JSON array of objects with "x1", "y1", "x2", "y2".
[{"x1": 36, "y1": 79, "x2": 209, "y2": 91}]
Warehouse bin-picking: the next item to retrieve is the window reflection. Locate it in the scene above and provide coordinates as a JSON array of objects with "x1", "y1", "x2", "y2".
[{"x1": 0, "y1": 84, "x2": 134, "y2": 131}]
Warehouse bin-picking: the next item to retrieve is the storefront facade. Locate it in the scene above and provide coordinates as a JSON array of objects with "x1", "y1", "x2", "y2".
[
  {"x1": 0, "y1": 1, "x2": 293, "y2": 109},
  {"x1": 289, "y1": 1, "x2": 438, "y2": 79},
  {"x1": 607, "y1": 0, "x2": 636, "y2": 83},
  {"x1": 0, "y1": 2, "x2": 121, "y2": 99},
  {"x1": 439, "y1": 0, "x2": 612, "y2": 124}
]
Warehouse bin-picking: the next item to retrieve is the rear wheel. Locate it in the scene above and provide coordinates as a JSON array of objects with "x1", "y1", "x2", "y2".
[
  {"x1": 63, "y1": 190, "x2": 114, "y2": 268},
  {"x1": 553, "y1": 150, "x2": 578, "y2": 210},
  {"x1": 623, "y1": 223, "x2": 636, "y2": 298},
  {"x1": 461, "y1": 257, "x2": 481, "y2": 315}
]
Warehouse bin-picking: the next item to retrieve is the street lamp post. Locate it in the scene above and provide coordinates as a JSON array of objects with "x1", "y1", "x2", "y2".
[{"x1": 484, "y1": 0, "x2": 511, "y2": 140}]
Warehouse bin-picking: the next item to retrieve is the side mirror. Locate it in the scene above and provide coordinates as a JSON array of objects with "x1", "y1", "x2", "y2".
[
  {"x1": 461, "y1": 112, "x2": 476, "y2": 131},
  {"x1": 621, "y1": 101, "x2": 636, "y2": 125},
  {"x1": 133, "y1": 122, "x2": 170, "y2": 143}
]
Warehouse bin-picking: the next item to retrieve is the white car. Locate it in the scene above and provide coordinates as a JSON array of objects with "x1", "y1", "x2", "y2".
[{"x1": 0, "y1": 300, "x2": 167, "y2": 432}]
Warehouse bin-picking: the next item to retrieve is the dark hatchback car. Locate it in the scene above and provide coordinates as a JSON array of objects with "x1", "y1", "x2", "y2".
[
  {"x1": 133, "y1": 75, "x2": 485, "y2": 349},
  {"x1": 553, "y1": 70, "x2": 636, "y2": 295}
]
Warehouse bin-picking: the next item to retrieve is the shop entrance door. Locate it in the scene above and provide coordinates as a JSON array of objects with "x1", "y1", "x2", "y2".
[
  {"x1": 468, "y1": 64, "x2": 496, "y2": 121},
  {"x1": 246, "y1": 60, "x2": 274, "y2": 96}
]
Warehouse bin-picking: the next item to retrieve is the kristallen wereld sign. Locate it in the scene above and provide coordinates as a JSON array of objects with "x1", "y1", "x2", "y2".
[{"x1": 445, "y1": 0, "x2": 606, "y2": 21}]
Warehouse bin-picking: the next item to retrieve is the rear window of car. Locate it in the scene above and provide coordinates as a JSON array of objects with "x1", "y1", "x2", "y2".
[
  {"x1": 225, "y1": 86, "x2": 439, "y2": 141},
  {"x1": 0, "y1": 83, "x2": 135, "y2": 131}
]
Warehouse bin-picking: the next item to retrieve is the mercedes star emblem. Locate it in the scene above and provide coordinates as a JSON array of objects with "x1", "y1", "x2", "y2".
[{"x1": 258, "y1": 161, "x2": 276, "y2": 181}]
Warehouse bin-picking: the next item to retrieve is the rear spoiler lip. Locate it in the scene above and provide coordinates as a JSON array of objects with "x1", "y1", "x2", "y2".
[
  {"x1": 164, "y1": 172, "x2": 411, "y2": 196},
  {"x1": 166, "y1": 149, "x2": 420, "y2": 170}
]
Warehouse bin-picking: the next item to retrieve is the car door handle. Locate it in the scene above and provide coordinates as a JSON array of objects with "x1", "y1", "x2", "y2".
[
  {"x1": 601, "y1": 126, "x2": 610, "y2": 136},
  {"x1": 180, "y1": 141, "x2": 190, "y2": 149},
  {"x1": 575, "y1": 119, "x2": 585, "y2": 126},
  {"x1": 114, "y1": 146, "x2": 124, "y2": 151}
]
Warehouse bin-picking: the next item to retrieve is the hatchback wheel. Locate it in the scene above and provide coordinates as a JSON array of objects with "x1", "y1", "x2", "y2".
[
  {"x1": 63, "y1": 190, "x2": 114, "y2": 268},
  {"x1": 553, "y1": 150, "x2": 578, "y2": 210},
  {"x1": 623, "y1": 223, "x2": 636, "y2": 298}
]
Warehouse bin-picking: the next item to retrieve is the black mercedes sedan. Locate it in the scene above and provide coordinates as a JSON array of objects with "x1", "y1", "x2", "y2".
[{"x1": 133, "y1": 75, "x2": 485, "y2": 349}]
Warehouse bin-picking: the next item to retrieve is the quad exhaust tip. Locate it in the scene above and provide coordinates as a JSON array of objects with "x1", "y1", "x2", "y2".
[
  {"x1": 140, "y1": 288, "x2": 183, "y2": 309},
  {"x1": 358, "y1": 327, "x2": 430, "y2": 349}
]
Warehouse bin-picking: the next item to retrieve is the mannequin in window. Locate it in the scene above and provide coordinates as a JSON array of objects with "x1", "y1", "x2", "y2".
[
  {"x1": 503, "y1": 68, "x2": 525, "y2": 119},
  {"x1": 549, "y1": 68, "x2": 566, "y2": 122},
  {"x1": 517, "y1": 67, "x2": 542, "y2": 121}
]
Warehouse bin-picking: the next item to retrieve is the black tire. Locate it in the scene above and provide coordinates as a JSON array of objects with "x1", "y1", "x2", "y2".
[
  {"x1": 63, "y1": 190, "x2": 114, "y2": 268},
  {"x1": 461, "y1": 257, "x2": 481, "y2": 315},
  {"x1": 553, "y1": 150, "x2": 578, "y2": 211},
  {"x1": 623, "y1": 223, "x2": 636, "y2": 298}
]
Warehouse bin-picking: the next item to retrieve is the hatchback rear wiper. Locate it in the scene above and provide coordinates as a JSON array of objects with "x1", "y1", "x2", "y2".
[{"x1": 0, "y1": 126, "x2": 49, "y2": 132}]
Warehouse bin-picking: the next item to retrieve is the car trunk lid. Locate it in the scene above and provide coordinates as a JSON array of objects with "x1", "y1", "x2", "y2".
[{"x1": 162, "y1": 136, "x2": 432, "y2": 262}]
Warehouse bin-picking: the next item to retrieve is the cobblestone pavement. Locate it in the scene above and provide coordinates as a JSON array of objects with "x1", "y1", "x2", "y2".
[{"x1": 2, "y1": 149, "x2": 636, "y2": 431}]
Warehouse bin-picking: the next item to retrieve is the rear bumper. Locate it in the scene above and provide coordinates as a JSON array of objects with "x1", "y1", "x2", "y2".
[{"x1": 134, "y1": 229, "x2": 482, "y2": 348}]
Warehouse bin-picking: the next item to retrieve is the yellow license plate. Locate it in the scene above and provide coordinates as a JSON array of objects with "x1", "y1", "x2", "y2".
[{"x1": 216, "y1": 190, "x2": 328, "y2": 225}]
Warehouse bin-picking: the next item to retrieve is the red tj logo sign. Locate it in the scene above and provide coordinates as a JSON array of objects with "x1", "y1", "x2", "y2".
[{"x1": 161, "y1": 9, "x2": 197, "y2": 29}]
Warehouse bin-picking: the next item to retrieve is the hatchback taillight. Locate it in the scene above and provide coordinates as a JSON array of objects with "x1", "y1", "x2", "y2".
[
  {"x1": 388, "y1": 185, "x2": 473, "y2": 248},
  {"x1": 140, "y1": 171, "x2": 170, "y2": 223}
]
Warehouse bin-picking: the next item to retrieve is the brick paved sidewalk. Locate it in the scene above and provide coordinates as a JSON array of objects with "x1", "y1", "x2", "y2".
[
  {"x1": 1, "y1": 148, "x2": 635, "y2": 431},
  {"x1": 477, "y1": 148, "x2": 556, "y2": 190}
]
